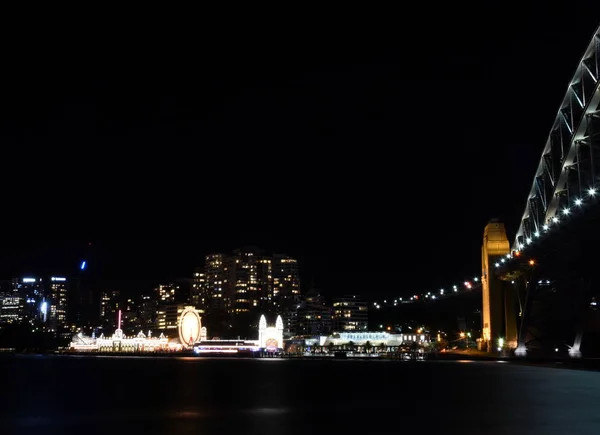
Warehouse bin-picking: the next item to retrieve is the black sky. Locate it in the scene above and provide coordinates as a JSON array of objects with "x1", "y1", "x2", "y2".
[{"x1": 1, "y1": 6, "x2": 599, "y2": 298}]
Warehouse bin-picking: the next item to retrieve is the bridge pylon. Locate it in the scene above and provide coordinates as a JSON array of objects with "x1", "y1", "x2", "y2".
[{"x1": 481, "y1": 220, "x2": 518, "y2": 352}]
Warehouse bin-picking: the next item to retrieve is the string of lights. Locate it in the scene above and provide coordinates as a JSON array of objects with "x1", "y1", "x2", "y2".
[
  {"x1": 369, "y1": 275, "x2": 482, "y2": 309},
  {"x1": 494, "y1": 187, "x2": 597, "y2": 269}
]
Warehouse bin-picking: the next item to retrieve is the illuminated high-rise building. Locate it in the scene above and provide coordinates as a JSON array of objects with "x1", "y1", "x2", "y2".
[
  {"x1": 47, "y1": 276, "x2": 69, "y2": 332},
  {"x1": 191, "y1": 267, "x2": 207, "y2": 308},
  {"x1": 11, "y1": 277, "x2": 43, "y2": 323},
  {"x1": 228, "y1": 247, "x2": 273, "y2": 314},
  {"x1": 332, "y1": 295, "x2": 368, "y2": 331},
  {"x1": 272, "y1": 254, "x2": 301, "y2": 307},
  {"x1": 199, "y1": 248, "x2": 300, "y2": 316},
  {"x1": 204, "y1": 253, "x2": 230, "y2": 312},
  {"x1": 99, "y1": 290, "x2": 121, "y2": 330},
  {"x1": 155, "y1": 283, "x2": 180, "y2": 303}
]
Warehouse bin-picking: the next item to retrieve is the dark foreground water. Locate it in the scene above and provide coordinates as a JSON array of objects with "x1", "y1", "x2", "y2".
[{"x1": 2, "y1": 355, "x2": 600, "y2": 434}]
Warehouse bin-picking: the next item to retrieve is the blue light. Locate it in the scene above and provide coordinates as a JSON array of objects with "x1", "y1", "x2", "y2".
[
  {"x1": 41, "y1": 302, "x2": 47, "y2": 314},
  {"x1": 80, "y1": 261, "x2": 86, "y2": 270}
]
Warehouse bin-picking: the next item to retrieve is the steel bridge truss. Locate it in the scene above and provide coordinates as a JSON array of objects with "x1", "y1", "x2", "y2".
[{"x1": 514, "y1": 25, "x2": 600, "y2": 251}]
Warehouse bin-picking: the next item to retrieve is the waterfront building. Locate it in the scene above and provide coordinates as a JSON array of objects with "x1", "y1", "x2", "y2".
[
  {"x1": 305, "y1": 331, "x2": 430, "y2": 347},
  {"x1": 258, "y1": 314, "x2": 284, "y2": 350},
  {"x1": 69, "y1": 309, "x2": 182, "y2": 352},
  {"x1": 70, "y1": 329, "x2": 174, "y2": 352}
]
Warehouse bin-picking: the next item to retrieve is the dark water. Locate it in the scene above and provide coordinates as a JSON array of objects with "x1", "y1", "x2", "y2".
[{"x1": 2, "y1": 355, "x2": 600, "y2": 434}]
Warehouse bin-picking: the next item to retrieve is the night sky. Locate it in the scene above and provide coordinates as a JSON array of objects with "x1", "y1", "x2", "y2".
[{"x1": 1, "y1": 6, "x2": 598, "y2": 299}]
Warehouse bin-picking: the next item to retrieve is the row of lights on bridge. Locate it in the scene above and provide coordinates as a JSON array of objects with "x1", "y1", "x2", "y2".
[
  {"x1": 494, "y1": 187, "x2": 597, "y2": 269},
  {"x1": 371, "y1": 276, "x2": 482, "y2": 309}
]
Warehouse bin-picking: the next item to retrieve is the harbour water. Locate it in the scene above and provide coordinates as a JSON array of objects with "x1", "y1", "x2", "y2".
[{"x1": 2, "y1": 354, "x2": 600, "y2": 434}]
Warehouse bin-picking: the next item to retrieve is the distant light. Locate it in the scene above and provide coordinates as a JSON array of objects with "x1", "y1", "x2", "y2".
[
  {"x1": 41, "y1": 302, "x2": 47, "y2": 315},
  {"x1": 80, "y1": 261, "x2": 86, "y2": 270},
  {"x1": 473, "y1": 277, "x2": 479, "y2": 282},
  {"x1": 562, "y1": 208, "x2": 570, "y2": 215},
  {"x1": 22, "y1": 278, "x2": 36, "y2": 283},
  {"x1": 542, "y1": 225, "x2": 549, "y2": 231},
  {"x1": 589, "y1": 188, "x2": 597, "y2": 196},
  {"x1": 574, "y1": 198, "x2": 583, "y2": 206},
  {"x1": 534, "y1": 231, "x2": 540, "y2": 237},
  {"x1": 51, "y1": 277, "x2": 66, "y2": 282},
  {"x1": 551, "y1": 216, "x2": 559, "y2": 223}
]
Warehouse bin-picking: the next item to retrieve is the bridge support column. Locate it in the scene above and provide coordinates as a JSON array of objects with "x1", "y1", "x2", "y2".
[{"x1": 481, "y1": 220, "x2": 515, "y2": 353}]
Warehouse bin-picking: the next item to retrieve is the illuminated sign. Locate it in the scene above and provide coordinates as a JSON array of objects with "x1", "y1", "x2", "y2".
[
  {"x1": 80, "y1": 261, "x2": 86, "y2": 270},
  {"x1": 51, "y1": 277, "x2": 66, "y2": 281},
  {"x1": 22, "y1": 278, "x2": 36, "y2": 283}
]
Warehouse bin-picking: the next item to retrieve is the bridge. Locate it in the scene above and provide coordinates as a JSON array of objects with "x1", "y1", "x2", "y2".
[{"x1": 371, "y1": 24, "x2": 600, "y2": 358}]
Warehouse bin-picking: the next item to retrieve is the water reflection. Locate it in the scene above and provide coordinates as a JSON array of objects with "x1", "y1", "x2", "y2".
[{"x1": 2, "y1": 356, "x2": 600, "y2": 434}]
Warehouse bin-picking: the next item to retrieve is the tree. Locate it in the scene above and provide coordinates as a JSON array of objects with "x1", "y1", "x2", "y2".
[
  {"x1": 327, "y1": 342, "x2": 335, "y2": 353},
  {"x1": 378, "y1": 342, "x2": 387, "y2": 353},
  {"x1": 364, "y1": 340, "x2": 373, "y2": 354},
  {"x1": 346, "y1": 341, "x2": 355, "y2": 352},
  {"x1": 435, "y1": 338, "x2": 449, "y2": 352}
]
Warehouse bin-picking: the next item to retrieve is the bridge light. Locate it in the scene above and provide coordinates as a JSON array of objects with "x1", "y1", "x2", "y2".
[
  {"x1": 551, "y1": 216, "x2": 559, "y2": 223},
  {"x1": 574, "y1": 198, "x2": 583, "y2": 206},
  {"x1": 473, "y1": 277, "x2": 479, "y2": 282},
  {"x1": 533, "y1": 231, "x2": 540, "y2": 238},
  {"x1": 506, "y1": 254, "x2": 511, "y2": 259},
  {"x1": 588, "y1": 187, "x2": 597, "y2": 196},
  {"x1": 494, "y1": 263, "x2": 499, "y2": 267},
  {"x1": 562, "y1": 208, "x2": 570, "y2": 215},
  {"x1": 543, "y1": 224, "x2": 549, "y2": 231},
  {"x1": 514, "y1": 251, "x2": 521, "y2": 257},
  {"x1": 528, "y1": 259, "x2": 535, "y2": 266},
  {"x1": 526, "y1": 238, "x2": 532, "y2": 244}
]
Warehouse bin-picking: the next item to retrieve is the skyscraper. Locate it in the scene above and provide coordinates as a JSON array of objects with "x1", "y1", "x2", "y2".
[
  {"x1": 198, "y1": 248, "x2": 300, "y2": 316},
  {"x1": 272, "y1": 254, "x2": 301, "y2": 307}
]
